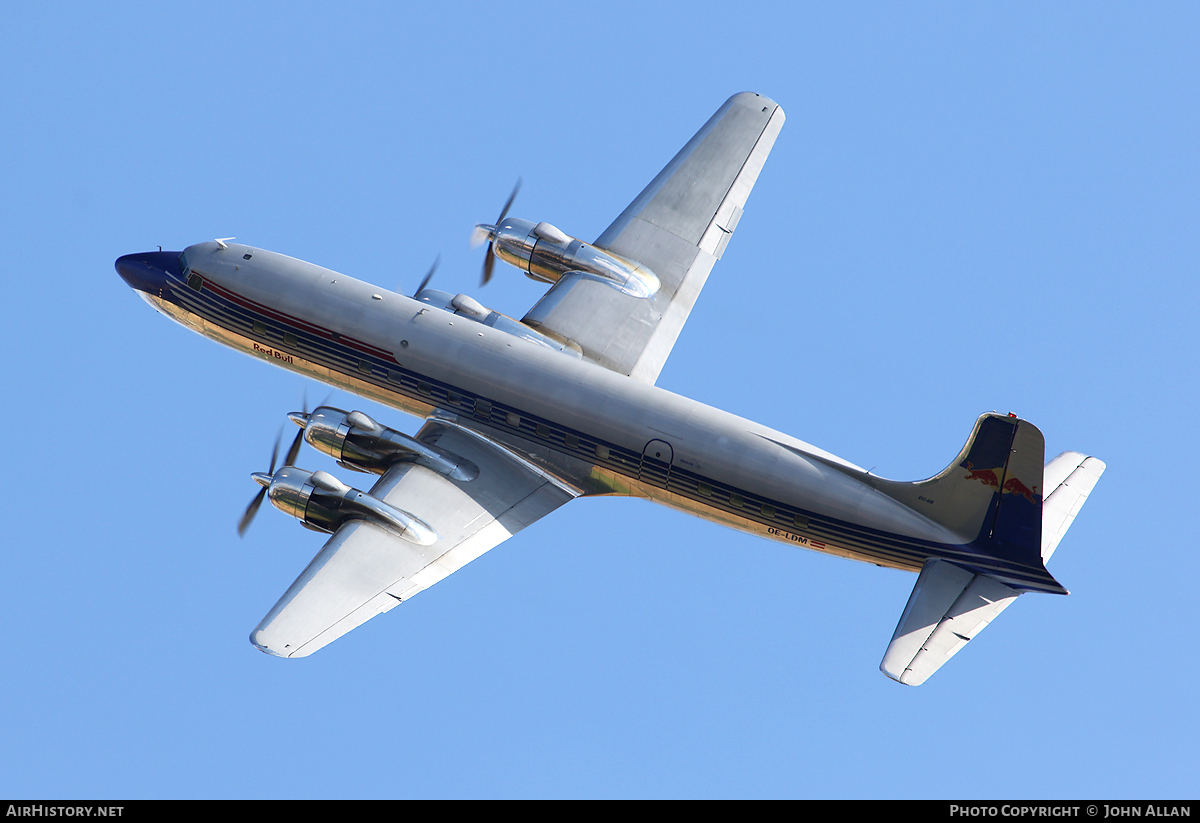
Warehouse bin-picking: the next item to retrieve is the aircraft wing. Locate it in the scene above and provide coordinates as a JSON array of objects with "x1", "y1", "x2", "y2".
[
  {"x1": 251, "y1": 419, "x2": 577, "y2": 657},
  {"x1": 522, "y1": 92, "x2": 785, "y2": 384}
]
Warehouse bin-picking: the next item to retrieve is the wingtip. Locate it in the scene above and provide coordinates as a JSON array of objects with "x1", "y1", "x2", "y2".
[
  {"x1": 730, "y1": 91, "x2": 782, "y2": 115},
  {"x1": 249, "y1": 629, "x2": 292, "y2": 658}
]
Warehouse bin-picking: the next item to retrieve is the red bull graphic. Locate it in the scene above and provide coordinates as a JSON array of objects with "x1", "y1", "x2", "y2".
[
  {"x1": 962, "y1": 461, "x2": 1002, "y2": 488},
  {"x1": 1003, "y1": 476, "x2": 1039, "y2": 503},
  {"x1": 962, "y1": 461, "x2": 1040, "y2": 502}
]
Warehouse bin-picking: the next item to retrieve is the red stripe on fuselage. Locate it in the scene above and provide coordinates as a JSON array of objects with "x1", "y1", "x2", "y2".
[{"x1": 201, "y1": 278, "x2": 395, "y2": 361}]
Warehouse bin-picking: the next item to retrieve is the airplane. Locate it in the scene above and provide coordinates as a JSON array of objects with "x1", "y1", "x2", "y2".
[{"x1": 115, "y1": 91, "x2": 1104, "y2": 684}]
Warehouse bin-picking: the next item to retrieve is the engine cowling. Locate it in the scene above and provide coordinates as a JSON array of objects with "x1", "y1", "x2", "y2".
[
  {"x1": 482, "y1": 217, "x2": 660, "y2": 298},
  {"x1": 253, "y1": 466, "x2": 436, "y2": 545},
  {"x1": 292, "y1": 407, "x2": 478, "y2": 481},
  {"x1": 412, "y1": 290, "x2": 583, "y2": 357}
]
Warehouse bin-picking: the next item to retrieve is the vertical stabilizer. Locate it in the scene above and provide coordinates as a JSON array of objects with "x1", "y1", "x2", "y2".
[{"x1": 868, "y1": 413, "x2": 1047, "y2": 574}]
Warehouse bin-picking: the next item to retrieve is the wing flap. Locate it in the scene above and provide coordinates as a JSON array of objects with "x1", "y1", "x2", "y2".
[{"x1": 251, "y1": 421, "x2": 575, "y2": 658}]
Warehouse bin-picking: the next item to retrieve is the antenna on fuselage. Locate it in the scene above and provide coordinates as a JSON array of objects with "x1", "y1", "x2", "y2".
[{"x1": 215, "y1": 237, "x2": 235, "y2": 250}]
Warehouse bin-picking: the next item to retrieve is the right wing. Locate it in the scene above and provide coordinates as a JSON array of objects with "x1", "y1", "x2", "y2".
[
  {"x1": 251, "y1": 419, "x2": 577, "y2": 658},
  {"x1": 522, "y1": 92, "x2": 785, "y2": 384}
]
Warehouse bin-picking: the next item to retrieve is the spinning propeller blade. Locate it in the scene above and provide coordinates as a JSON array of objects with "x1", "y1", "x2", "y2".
[
  {"x1": 238, "y1": 431, "x2": 281, "y2": 537},
  {"x1": 414, "y1": 254, "x2": 441, "y2": 296},
  {"x1": 476, "y1": 178, "x2": 521, "y2": 286}
]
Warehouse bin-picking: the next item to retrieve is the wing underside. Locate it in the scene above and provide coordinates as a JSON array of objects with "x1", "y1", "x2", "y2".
[
  {"x1": 251, "y1": 420, "x2": 576, "y2": 658},
  {"x1": 522, "y1": 91, "x2": 785, "y2": 384}
]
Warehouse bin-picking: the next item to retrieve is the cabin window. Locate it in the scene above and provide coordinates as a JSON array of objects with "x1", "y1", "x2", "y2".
[
  {"x1": 187, "y1": 273, "x2": 203, "y2": 292},
  {"x1": 536, "y1": 423, "x2": 550, "y2": 439},
  {"x1": 284, "y1": 332, "x2": 298, "y2": 347},
  {"x1": 253, "y1": 320, "x2": 268, "y2": 336},
  {"x1": 417, "y1": 380, "x2": 432, "y2": 394},
  {"x1": 698, "y1": 482, "x2": 712, "y2": 497},
  {"x1": 730, "y1": 494, "x2": 744, "y2": 509},
  {"x1": 387, "y1": 370, "x2": 404, "y2": 384},
  {"x1": 474, "y1": 399, "x2": 492, "y2": 419},
  {"x1": 793, "y1": 513, "x2": 809, "y2": 529},
  {"x1": 447, "y1": 391, "x2": 461, "y2": 405},
  {"x1": 595, "y1": 444, "x2": 609, "y2": 460},
  {"x1": 506, "y1": 412, "x2": 521, "y2": 427},
  {"x1": 358, "y1": 360, "x2": 373, "y2": 375},
  {"x1": 564, "y1": 433, "x2": 579, "y2": 449},
  {"x1": 761, "y1": 504, "x2": 776, "y2": 519}
]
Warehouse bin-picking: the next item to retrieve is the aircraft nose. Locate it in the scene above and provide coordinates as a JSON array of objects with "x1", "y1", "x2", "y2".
[{"x1": 115, "y1": 250, "x2": 182, "y2": 297}]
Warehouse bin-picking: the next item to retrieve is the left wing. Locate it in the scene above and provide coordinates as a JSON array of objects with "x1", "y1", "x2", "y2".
[
  {"x1": 522, "y1": 92, "x2": 785, "y2": 384},
  {"x1": 251, "y1": 420, "x2": 576, "y2": 658}
]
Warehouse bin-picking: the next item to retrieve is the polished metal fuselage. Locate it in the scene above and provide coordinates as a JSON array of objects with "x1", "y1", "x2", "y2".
[{"x1": 147, "y1": 241, "x2": 968, "y2": 573}]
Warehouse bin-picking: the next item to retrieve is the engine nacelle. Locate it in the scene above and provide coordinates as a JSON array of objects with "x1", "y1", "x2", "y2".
[
  {"x1": 485, "y1": 217, "x2": 660, "y2": 298},
  {"x1": 413, "y1": 290, "x2": 582, "y2": 357},
  {"x1": 294, "y1": 407, "x2": 479, "y2": 481},
  {"x1": 256, "y1": 466, "x2": 436, "y2": 545}
]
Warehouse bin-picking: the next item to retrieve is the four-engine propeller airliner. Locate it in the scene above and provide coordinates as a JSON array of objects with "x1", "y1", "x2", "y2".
[{"x1": 115, "y1": 92, "x2": 1104, "y2": 684}]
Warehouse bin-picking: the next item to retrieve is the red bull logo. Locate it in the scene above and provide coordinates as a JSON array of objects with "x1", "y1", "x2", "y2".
[
  {"x1": 962, "y1": 462, "x2": 1040, "y2": 502},
  {"x1": 1003, "y1": 476, "x2": 1039, "y2": 503},
  {"x1": 962, "y1": 461, "x2": 1001, "y2": 488}
]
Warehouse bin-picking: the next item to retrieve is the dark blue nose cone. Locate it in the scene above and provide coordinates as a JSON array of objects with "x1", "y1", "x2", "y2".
[{"x1": 115, "y1": 250, "x2": 183, "y2": 297}]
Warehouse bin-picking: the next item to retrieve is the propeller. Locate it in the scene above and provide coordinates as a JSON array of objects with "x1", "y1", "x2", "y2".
[
  {"x1": 238, "y1": 431, "x2": 282, "y2": 537},
  {"x1": 238, "y1": 397, "x2": 319, "y2": 537},
  {"x1": 472, "y1": 178, "x2": 521, "y2": 286},
  {"x1": 413, "y1": 254, "x2": 441, "y2": 297}
]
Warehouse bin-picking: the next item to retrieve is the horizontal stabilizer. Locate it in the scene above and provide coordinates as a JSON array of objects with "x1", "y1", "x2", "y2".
[
  {"x1": 1041, "y1": 452, "x2": 1106, "y2": 563},
  {"x1": 880, "y1": 447, "x2": 1104, "y2": 684},
  {"x1": 881, "y1": 558, "x2": 1019, "y2": 686}
]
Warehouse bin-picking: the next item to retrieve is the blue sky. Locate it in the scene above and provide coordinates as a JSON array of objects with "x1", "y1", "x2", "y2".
[{"x1": 2, "y1": 1, "x2": 1197, "y2": 799}]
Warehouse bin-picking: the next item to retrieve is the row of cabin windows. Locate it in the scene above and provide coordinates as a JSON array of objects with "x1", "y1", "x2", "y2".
[
  {"x1": 185, "y1": 271, "x2": 340, "y2": 358},
  {"x1": 246, "y1": 314, "x2": 809, "y2": 531},
  {"x1": 242, "y1": 314, "x2": 609, "y2": 462},
  {"x1": 249, "y1": 318, "x2": 372, "y2": 379},
  {"x1": 696, "y1": 481, "x2": 809, "y2": 528},
  {"x1": 249, "y1": 319, "x2": 316, "y2": 353}
]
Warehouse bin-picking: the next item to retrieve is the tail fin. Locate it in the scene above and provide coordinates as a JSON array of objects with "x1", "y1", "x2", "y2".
[
  {"x1": 877, "y1": 422, "x2": 1106, "y2": 685},
  {"x1": 869, "y1": 413, "x2": 1051, "y2": 585}
]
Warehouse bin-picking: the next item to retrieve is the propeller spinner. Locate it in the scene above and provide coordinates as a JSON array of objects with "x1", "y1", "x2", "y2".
[
  {"x1": 238, "y1": 408, "x2": 310, "y2": 537},
  {"x1": 472, "y1": 178, "x2": 522, "y2": 286}
]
